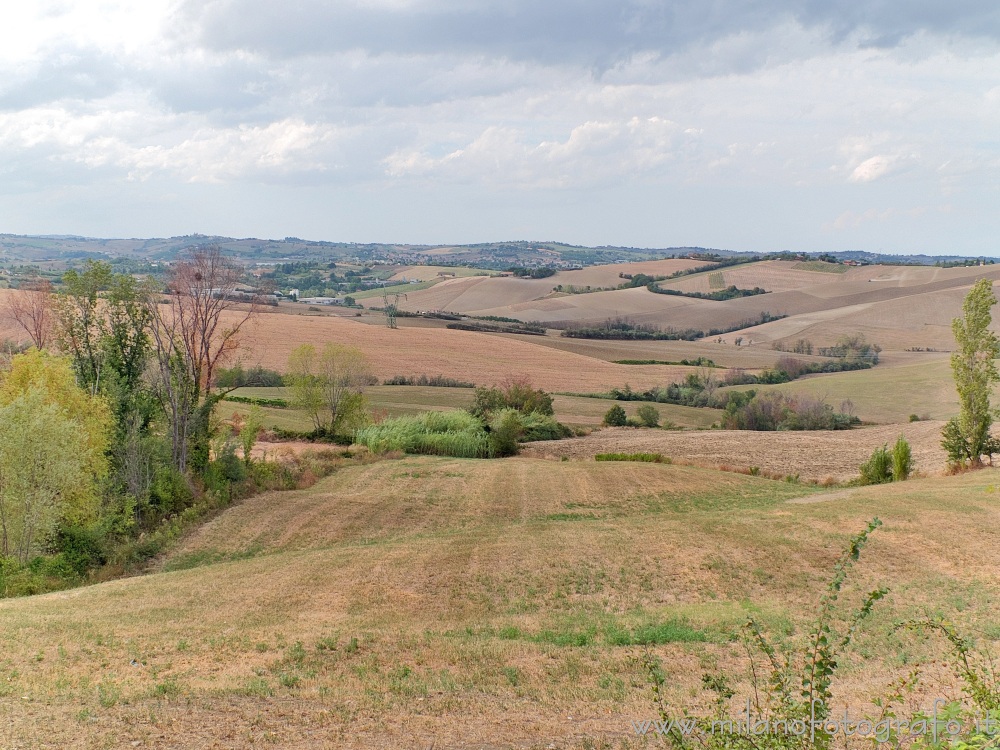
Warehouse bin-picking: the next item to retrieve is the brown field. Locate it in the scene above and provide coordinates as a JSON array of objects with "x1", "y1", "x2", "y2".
[
  {"x1": 4, "y1": 258, "x2": 1000, "y2": 749},
  {"x1": 656, "y1": 260, "x2": 863, "y2": 294},
  {"x1": 2, "y1": 454, "x2": 1000, "y2": 747},
  {"x1": 520, "y1": 420, "x2": 949, "y2": 482},
  {"x1": 235, "y1": 309, "x2": 700, "y2": 392}
]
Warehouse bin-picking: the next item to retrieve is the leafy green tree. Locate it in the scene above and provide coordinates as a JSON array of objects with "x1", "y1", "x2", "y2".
[
  {"x1": 0, "y1": 390, "x2": 92, "y2": 564},
  {"x1": 287, "y1": 343, "x2": 373, "y2": 434},
  {"x1": 54, "y1": 260, "x2": 114, "y2": 394},
  {"x1": 0, "y1": 350, "x2": 112, "y2": 524},
  {"x1": 944, "y1": 278, "x2": 1000, "y2": 467}
]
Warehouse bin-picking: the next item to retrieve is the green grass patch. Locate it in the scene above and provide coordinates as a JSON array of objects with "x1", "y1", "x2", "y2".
[{"x1": 595, "y1": 452, "x2": 668, "y2": 463}]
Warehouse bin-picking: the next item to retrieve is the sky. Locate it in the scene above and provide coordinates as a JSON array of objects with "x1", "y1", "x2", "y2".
[{"x1": 0, "y1": 1, "x2": 998, "y2": 255}]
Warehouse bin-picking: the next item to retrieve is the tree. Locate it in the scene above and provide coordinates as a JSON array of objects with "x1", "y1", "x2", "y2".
[
  {"x1": 603, "y1": 404, "x2": 627, "y2": 427},
  {"x1": 3, "y1": 279, "x2": 53, "y2": 349},
  {"x1": 944, "y1": 278, "x2": 1000, "y2": 467},
  {"x1": 0, "y1": 352, "x2": 112, "y2": 562},
  {"x1": 148, "y1": 247, "x2": 262, "y2": 472},
  {"x1": 0, "y1": 390, "x2": 91, "y2": 564},
  {"x1": 287, "y1": 343, "x2": 373, "y2": 434},
  {"x1": 54, "y1": 261, "x2": 114, "y2": 394}
]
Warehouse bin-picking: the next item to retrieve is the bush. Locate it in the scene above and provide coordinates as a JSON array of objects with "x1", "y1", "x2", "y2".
[
  {"x1": 488, "y1": 410, "x2": 523, "y2": 457},
  {"x1": 603, "y1": 405, "x2": 627, "y2": 427},
  {"x1": 469, "y1": 377, "x2": 554, "y2": 419},
  {"x1": 891, "y1": 435, "x2": 913, "y2": 481},
  {"x1": 859, "y1": 444, "x2": 892, "y2": 484},
  {"x1": 636, "y1": 404, "x2": 660, "y2": 428}
]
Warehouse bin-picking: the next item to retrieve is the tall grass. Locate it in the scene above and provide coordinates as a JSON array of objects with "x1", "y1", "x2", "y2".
[
  {"x1": 355, "y1": 409, "x2": 571, "y2": 458},
  {"x1": 355, "y1": 411, "x2": 492, "y2": 458}
]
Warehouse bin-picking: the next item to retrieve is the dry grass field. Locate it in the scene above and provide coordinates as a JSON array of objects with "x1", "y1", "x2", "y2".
[
  {"x1": 521, "y1": 420, "x2": 949, "y2": 482},
  {"x1": 1, "y1": 455, "x2": 1000, "y2": 747},
  {"x1": 3, "y1": 262, "x2": 1000, "y2": 748},
  {"x1": 230, "y1": 309, "x2": 701, "y2": 393}
]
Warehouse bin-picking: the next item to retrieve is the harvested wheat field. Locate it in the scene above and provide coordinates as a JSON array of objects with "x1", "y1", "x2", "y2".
[
  {"x1": 237, "y1": 308, "x2": 699, "y2": 392},
  {"x1": 520, "y1": 420, "x2": 949, "y2": 482},
  {"x1": 2, "y1": 455, "x2": 1000, "y2": 748}
]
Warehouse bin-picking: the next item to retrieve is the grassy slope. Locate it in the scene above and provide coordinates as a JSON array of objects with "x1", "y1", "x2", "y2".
[
  {"x1": 724, "y1": 357, "x2": 978, "y2": 423},
  {"x1": 2, "y1": 457, "x2": 1000, "y2": 747},
  {"x1": 226, "y1": 386, "x2": 718, "y2": 429}
]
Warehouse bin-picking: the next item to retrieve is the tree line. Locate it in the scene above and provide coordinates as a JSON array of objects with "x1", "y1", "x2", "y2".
[{"x1": 0, "y1": 247, "x2": 285, "y2": 592}]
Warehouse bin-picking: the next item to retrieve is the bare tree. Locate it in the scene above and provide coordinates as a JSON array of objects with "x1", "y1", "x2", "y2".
[
  {"x1": 148, "y1": 247, "x2": 261, "y2": 472},
  {"x1": 4, "y1": 279, "x2": 53, "y2": 350}
]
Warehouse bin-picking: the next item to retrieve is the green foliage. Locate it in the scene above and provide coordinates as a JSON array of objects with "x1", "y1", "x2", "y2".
[
  {"x1": 636, "y1": 404, "x2": 660, "y2": 427},
  {"x1": 355, "y1": 411, "x2": 492, "y2": 458},
  {"x1": 355, "y1": 407, "x2": 568, "y2": 459},
  {"x1": 383, "y1": 374, "x2": 474, "y2": 387},
  {"x1": 891, "y1": 435, "x2": 913, "y2": 481},
  {"x1": 946, "y1": 278, "x2": 1000, "y2": 467},
  {"x1": 469, "y1": 377, "x2": 554, "y2": 420},
  {"x1": 603, "y1": 404, "x2": 627, "y2": 427},
  {"x1": 214, "y1": 364, "x2": 285, "y2": 388},
  {"x1": 722, "y1": 392, "x2": 858, "y2": 431},
  {"x1": 287, "y1": 343, "x2": 374, "y2": 435},
  {"x1": 860, "y1": 445, "x2": 893, "y2": 485},
  {"x1": 0, "y1": 389, "x2": 95, "y2": 563},
  {"x1": 487, "y1": 410, "x2": 523, "y2": 458},
  {"x1": 240, "y1": 406, "x2": 264, "y2": 465},
  {"x1": 646, "y1": 282, "x2": 769, "y2": 301},
  {"x1": 595, "y1": 453, "x2": 667, "y2": 463}
]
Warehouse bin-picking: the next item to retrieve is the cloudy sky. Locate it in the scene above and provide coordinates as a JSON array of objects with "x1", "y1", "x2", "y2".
[{"x1": 1, "y1": 1, "x2": 998, "y2": 254}]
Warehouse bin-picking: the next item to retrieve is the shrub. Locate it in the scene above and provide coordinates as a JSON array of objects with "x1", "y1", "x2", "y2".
[
  {"x1": 636, "y1": 404, "x2": 660, "y2": 428},
  {"x1": 488, "y1": 409, "x2": 524, "y2": 457},
  {"x1": 469, "y1": 377, "x2": 554, "y2": 419},
  {"x1": 891, "y1": 435, "x2": 913, "y2": 481},
  {"x1": 859, "y1": 444, "x2": 892, "y2": 484},
  {"x1": 603, "y1": 405, "x2": 627, "y2": 427}
]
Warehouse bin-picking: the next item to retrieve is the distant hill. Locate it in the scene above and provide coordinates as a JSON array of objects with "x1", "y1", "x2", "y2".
[{"x1": 1, "y1": 233, "x2": 996, "y2": 270}]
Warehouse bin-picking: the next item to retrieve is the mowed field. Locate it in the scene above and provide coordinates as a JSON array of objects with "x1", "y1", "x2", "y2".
[
  {"x1": 227, "y1": 386, "x2": 718, "y2": 430},
  {"x1": 378, "y1": 262, "x2": 1000, "y2": 355},
  {"x1": 521, "y1": 420, "x2": 949, "y2": 482},
  {"x1": 231, "y1": 309, "x2": 701, "y2": 393},
  {"x1": 2, "y1": 455, "x2": 1000, "y2": 747}
]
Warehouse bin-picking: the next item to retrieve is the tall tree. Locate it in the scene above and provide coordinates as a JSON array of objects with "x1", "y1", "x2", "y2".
[
  {"x1": 3, "y1": 279, "x2": 53, "y2": 350},
  {"x1": 54, "y1": 261, "x2": 114, "y2": 394},
  {"x1": 943, "y1": 278, "x2": 1000, "y2": 467},
  {"x1": 149, "y1": 247, "x2": 261, "y2": 472}
]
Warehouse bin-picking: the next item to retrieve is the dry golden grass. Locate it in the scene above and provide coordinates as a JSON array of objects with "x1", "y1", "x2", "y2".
[
  {"x1": 2, "y1": 457, "x2": 1000, "y2": 747},
  {"x1": 234, "y1": 308, "x2": 698, "y2": 392},
  {"x1": 521, "y1": 420, "x2": 950, "y2": 482}
]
